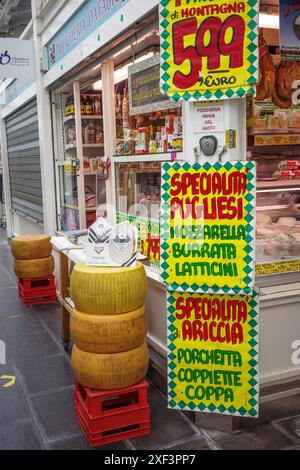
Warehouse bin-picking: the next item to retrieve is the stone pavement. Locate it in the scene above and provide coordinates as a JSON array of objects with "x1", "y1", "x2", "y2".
[{"x1": 0, "y1": 232, "x2": 300, "y2": 450}]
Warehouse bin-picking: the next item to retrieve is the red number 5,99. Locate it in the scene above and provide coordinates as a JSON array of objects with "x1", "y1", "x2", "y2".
[{"x1": 172, "y1": 15, "x2": 245, "y2": 90}]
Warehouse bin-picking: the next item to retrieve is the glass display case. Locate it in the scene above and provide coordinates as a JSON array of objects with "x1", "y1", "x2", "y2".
[
  {"x1": 249, "y1": 101, "x2": 300, "y2": 277},
  {"x1": 115, "y1": 162, "x2": 161, "y2": 267}
]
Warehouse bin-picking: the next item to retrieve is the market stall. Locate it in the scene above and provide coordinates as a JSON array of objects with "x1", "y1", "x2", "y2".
[{"x1": 5, "y1": 0, "x2": 298, "y2": 432}]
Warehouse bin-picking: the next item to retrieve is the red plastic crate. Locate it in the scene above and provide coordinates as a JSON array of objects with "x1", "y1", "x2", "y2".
[
  {"x1": 75, "y1": 405, "x2": 150, "y2": 447},
  {"x1": 74, "y1": 379, "x2": 150, "y2": 447},
  {"x1": 18, "y1": 274, "x2": 57, "y2": 306},
  {"x1": 75, "y1": 393, "x2": 150, "y2": 434}
]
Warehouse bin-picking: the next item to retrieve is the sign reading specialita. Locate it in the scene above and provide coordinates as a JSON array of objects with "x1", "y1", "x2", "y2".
[
  {"x1": 167, "y1": 290, "x2": 259, "y2": 417},
  {"x1": 160, "y1": 0, "x2": 259, "y2": 101},
  {"x1": 160, "y1": 162, "x2": 256, "y2": 294},
  {"x1": 0, "y1": 38, "x2": 35, "y2": 79}
]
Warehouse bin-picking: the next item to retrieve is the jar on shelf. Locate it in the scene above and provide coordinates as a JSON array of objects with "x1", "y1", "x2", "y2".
[
  {"x1": 136, "y1": 127, "x2": 148, "y2": 154},
  {"x1": 85, "y1": 96, "x2": 93, "y2": 115}
]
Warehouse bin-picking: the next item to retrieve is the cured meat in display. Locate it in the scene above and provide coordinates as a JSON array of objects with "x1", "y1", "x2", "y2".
[
  {"x1": 256, "y1": 31, "x2": 275, "y2": 101},
  {"x1": 272, "y1": 61, "x2": 300, "y2": 108}
]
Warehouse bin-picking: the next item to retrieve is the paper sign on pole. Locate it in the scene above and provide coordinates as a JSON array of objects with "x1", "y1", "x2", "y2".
[
  {"x1": 0, "y1": 38, "x2": 35, "y2": 79},
  {"x1": 160, "y1": 0, "x2": 259, "y2": 101},
  {"x1": 160, "y1": 161, "x2": 256, "y2": 294},
  {"x1": 194, "y1": 102, "x2": 225, "y2": 133},
  {"x1": 167, "y1": 289, "x2": 259, "y2": 417}
]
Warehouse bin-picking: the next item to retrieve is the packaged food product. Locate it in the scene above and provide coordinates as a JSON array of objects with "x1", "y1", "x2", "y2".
[
  {"x1": 278, "y1": 160, "x2": 300, "y2": 170},
  {"x1": 65, "y1": 95, "x2": 75, "y2": 116},
  {"x1": 264, "y1": 240, "x2": 286, "y2": 259},
  {"x1": 289, "y1": 110, "x2": 300, "y2": 128},
  {"x1": 280, "y1": 170, "x2": 294, "y2": 179},
  {"x1": 149, "y1": 139, "x2": 157, "y2": 154},
  {"x1": 83, "y1": 158, "x2": 90, "y2": 170},
  {"x1": 94, "y1": 124, "x2": 104, "y2": 143},
  {"x1": 93, "y1": 96, "x2": 101, "y2": 116},
  {"x1": 277, "y1": 217, "x2": 297, "y2": 226},
  {"x1": 257, "y1": 213, "x2": 272, "y2": 225},
  {"x1": 136, "y1": 127, "x2": 148, "y2": 154},
  {"x1": 89, "y1": 158, "x2": 98, "y2": 171},
  {"x1": 267, "y1": 115, "x2": 280, "y2": 129},
  {"x1": 255, "y1": 117, "x2": 267, "y2": 129},
  {"x1": 81, "y1": 95, "x2": 86, "y2": 115},
  {"x1": 65, "y1": 123, "x2": 76, "y2": 144},
  {"x1": 84, "y1": 122, "x2": 96, "y2": 144},
  {"x1": 277, "y1": 111, "x2": 288, "y2": 129},
  {"x1": 256, "y1": 227, "x2": 275, "y2": 239},
  {"x1": 85, "y1": 96, "x2": 93, "y2": 115}
]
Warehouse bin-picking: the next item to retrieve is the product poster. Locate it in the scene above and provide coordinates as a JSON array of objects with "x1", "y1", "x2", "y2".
[
  {"x1": 160, "y1": 0, "x2": 259, "y2": 101},
  {"x1": 116, "y1": 212, "x2": 161, "y2": 267},
  {"x1": 160, "y1": 161, "x2": 256, "y2": 294},
  {"x1": 280, "y1": 0, "x2": 300, "y2": 61},
  {"x1": 167, "y1": 290, "x2": 259, "y2": 417}
]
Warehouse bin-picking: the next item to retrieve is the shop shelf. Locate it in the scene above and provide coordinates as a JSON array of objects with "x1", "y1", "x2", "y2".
[
  {"x1": 257, "y1": 180, "x2": 300, "y2": 190},
  {"x1": 113, "y1": 152, "x2": 183, "y2": 163},
  {"x1": 64, "y1": 115, "x2": 103, "y2": 123},
  {"x1": 84, "y1": 171, "x2": 99, "y2": 176},
  {"x1": 65, "y1": 143, "x2": 104, "y2": 150},
  {"x1": 63, "y1": 204, "x2": 79, "y2": 210},
  {"x1": 254, "y1": 129, "x2": 300, "y2": 135}
]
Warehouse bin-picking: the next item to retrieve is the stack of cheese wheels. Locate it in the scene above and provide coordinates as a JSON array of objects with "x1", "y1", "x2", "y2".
[
  {"x1": 12, "y1": 235, "x2": 54, "y2": 279},
  {"x1": 70, "y1": 262, "x2": 149, "y2": 390}
]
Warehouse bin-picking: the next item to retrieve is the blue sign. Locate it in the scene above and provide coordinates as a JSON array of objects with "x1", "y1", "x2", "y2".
[
  {"x1": 280, "y1": 0, "x2": 300, "y2": 60},
  {"x1": 47, "y1": 0, "x2": 129, "y2": 69}
]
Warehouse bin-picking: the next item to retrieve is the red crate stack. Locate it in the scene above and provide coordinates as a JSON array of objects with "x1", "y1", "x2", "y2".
[
  {"x1": 74, "y1": 379, "x2": 150, "y2": 447},
  {"x1": 18, "y1": 274, "x2": 57, "y2": 306}
]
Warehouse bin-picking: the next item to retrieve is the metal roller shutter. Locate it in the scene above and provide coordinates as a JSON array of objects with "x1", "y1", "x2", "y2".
[{"x1": 5, "y1": 98, "x2": 43, "y2": 223}]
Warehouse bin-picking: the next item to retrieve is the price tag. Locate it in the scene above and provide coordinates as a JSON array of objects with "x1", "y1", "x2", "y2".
[{"x1": 160, "y1": 0, "x2": 259, "y2": 101}]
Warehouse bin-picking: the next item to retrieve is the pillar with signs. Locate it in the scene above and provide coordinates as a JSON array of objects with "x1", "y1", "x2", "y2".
[{"x1": 159, "y1": 0, "x2": 260, "y2": 418}]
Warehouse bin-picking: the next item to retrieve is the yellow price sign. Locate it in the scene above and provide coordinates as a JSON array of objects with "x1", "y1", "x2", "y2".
[
  {"x1": 167, "y1": 290, "x2": 259, "y2": 417},
  {"x1": 160, "y1": 0, "x2": 259, "y2": 101}
]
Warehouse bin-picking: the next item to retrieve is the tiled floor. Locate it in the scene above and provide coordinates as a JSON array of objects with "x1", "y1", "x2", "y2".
[{"x1": 0, "y1": 233, "x2": 300, "y2": 450}]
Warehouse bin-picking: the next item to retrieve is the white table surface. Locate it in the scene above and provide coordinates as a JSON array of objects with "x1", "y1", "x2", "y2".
[{"x1": 51, "y1": 235, "x2": 150, "y2": 267}]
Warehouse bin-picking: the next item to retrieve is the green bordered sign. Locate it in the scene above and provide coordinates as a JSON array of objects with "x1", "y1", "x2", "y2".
[
  {"x1": 167, "y1": 289, "x2": 259, "y2": 417},
  {"x1": 160, "y1": 0, "x2": 259, "y2": 101},
  {"x1": 160, "y1": 161, "x2": 256, "y2": 295}
]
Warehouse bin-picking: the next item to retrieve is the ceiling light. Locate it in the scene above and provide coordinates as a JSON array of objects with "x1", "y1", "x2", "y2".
[
  {"x1": 114, "y1": 51, "x2": 156, "y2": 84},
  {"x1": 92, "y1": 80, "x2": 102, "y2": 91}
]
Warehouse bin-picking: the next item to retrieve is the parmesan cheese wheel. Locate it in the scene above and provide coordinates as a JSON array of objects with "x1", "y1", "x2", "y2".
[
  {"x1": 71, "y1": 342, "x2": 149, "y2": 390},
  {"x1": 70, "y1": 306, "x2": 147, "y2": 353},
  {"x1": 70, "y1": 262, "x2": 147, "y2": 315},
  {"x1": 14, "y1": 256, "x2": 55, "y2": 279},
  {"x1": 11, "y1": 235, "x2": 52, "y2": 260}
]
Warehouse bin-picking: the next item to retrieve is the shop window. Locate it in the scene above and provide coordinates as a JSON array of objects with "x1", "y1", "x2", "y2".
[
  {"x1": 55, "y1": 80, "x2": 107, "y2": 232},
  {"x1": 115, "y1": 162, "x2": 161, "y2": 268},
  {"x1": 248, "y1": 30, "x2": 300, "y2": 276},
  {"x1": 112, "y1": 52, "x2": 183, "y2": 267}
]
